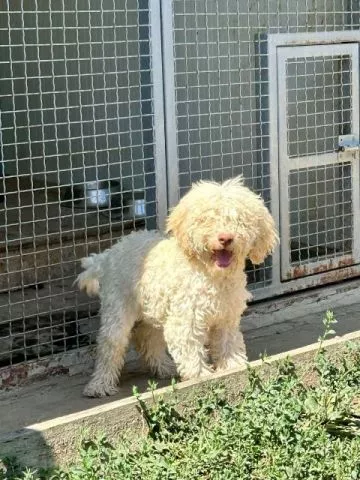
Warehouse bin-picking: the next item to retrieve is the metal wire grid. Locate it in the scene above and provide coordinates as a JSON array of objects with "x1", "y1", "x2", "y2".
[
  {"x1": 289, "y1": 164, "x2": 353, "y2": 265},
  {"x1": 0, "y1": 0, "x2": 157, "y2": 366},
  {"x1": 285, "y1": 53, "x2": 354, "y2": 268},
  {"x1": 286, "y1": 55, "x2": 352, "y2": 158},
  {"x1": 0, "y1": 0, "x2": 359, "y2": 369},
  {"x1": 171, "y1": 0, "x2": 360, "y2": 288}
]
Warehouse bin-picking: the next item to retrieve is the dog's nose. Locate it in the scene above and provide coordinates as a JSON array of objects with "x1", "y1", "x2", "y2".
[{"x1": 218, "y1": 233, "x2": 234, "y2": 247}]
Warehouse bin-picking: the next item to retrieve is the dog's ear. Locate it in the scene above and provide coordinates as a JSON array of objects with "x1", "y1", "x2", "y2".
[
  {"x1": 248, "y1": 203, "x2": 279, "y2": 265},
  {"x1": 166, "y1": 200, "x2": 194, "y2": 255},
  {"x1": 166, "y1": 201, "x2": 185, "y2": 236}
]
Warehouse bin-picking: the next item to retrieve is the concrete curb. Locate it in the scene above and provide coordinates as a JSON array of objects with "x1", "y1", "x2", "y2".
[{"x1": 1, "y1": 330, "x2": 360, "y2": 468}]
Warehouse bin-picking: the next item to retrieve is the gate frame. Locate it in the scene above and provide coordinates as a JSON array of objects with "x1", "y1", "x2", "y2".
[
  {"x1": 150, "y1": 0, "x2": 169, "y2": 231},
  {"x1": 277, "y1": 42, "x2": 360, "y2": 280},
  {"x1": 266, "y1": 31, "x2": 360, "y2": 301},
  {"x1": 160, "y1": 0, "x2": 179, "y2": 210}
]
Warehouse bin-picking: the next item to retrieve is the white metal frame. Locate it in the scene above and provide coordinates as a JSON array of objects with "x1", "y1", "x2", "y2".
[
  {"x1": 277, "y1": 43, "x2": 360, "y2": 280},
  {"x1": 160, "y1": 0, "x2": 179, "y2": 209},
  {"x1": 263, "y1": 31, "x2": 360, "y2": 300},
  {"x1": 150, "y1": 0, "x2": 169, "y2": 231}
]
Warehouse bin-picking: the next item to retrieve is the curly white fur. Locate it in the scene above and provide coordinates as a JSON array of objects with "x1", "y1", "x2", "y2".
[{"x1": 77, "y1": 176, "x2": 278, "y2": 397}]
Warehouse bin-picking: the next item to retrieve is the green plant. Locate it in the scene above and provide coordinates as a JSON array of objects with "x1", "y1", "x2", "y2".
[{"x1": 2, "y1": 312, "x2": 360, "y2": 479}]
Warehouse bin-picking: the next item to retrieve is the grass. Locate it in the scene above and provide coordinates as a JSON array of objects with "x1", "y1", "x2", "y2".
[{"x1": 1, "y1": 311, "x2": 360, "y2": 479}]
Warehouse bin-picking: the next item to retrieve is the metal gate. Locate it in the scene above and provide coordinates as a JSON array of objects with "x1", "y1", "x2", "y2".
[
  {"x1": 279, "y1": 42, "x2": 360, "y2": 280},
  {"x1": 1, "y1": 1, "x2": 360, "y2": 377},
  {"x1": 268, "y1": 32, "x2": 360, "y2": 296}
]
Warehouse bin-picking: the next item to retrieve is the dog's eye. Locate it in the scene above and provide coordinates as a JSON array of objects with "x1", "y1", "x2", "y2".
[{"x1": 196, "y1": 215, "x2": 210, "y2": 225}]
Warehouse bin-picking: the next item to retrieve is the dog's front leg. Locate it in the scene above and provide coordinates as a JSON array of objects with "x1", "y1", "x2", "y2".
[
  {"x1": 163, "y1": 317, "x2": 213, "y2": 381},
  {"x1": 210, "y1": 322, "x2": 247, "y2": 372}
]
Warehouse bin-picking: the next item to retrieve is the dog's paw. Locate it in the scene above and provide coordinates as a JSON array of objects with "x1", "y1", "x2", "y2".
[
  {"x1": 153, "y1": 359, "x2": 178, "y2": 379},
  {"x1": 83, "y1": 381, "x2": 119, "y2": 398},
  {"x1": 215, "y1": 354, "x2": 247, "y2": 372}
]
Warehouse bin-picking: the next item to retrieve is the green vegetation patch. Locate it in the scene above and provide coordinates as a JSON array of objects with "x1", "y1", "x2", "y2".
[{"x1": 2, "y1": 312, "x2": 360, "y2": 480}]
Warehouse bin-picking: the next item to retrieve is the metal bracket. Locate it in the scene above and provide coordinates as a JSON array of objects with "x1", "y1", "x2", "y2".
[{"x1": 337, "y1": 134, "x2": 360, "y2": 152}]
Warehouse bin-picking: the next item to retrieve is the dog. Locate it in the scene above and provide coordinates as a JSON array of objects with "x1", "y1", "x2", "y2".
[{"x1": 77, "y1": 176, "x2": 278, "y2": 397}]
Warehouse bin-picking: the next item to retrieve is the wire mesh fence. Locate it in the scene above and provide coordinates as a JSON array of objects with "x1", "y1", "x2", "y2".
[
  {"x1": 0, "y1": 0, "x2": 360, "y2": 370},
  {"x1": 171, "y1": 0, "x2": 360, "y2": 289},
  {"x1": 289, "y1": 163, "x2": 353, "y2": 265},
  {"x1": 0, "y1": 0, "x2": 157, "y2": 367},
  {"x1": 286, "y1": 54, "x2": 353, "y2": 269}
]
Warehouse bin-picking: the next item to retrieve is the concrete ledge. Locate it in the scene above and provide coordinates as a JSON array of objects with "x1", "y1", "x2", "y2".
[{"x1": 1, "y1": 330, "x2": 359, "y2": 469}]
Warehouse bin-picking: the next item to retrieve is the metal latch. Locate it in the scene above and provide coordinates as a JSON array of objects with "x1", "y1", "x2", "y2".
[{"x1": 337, "y1": 134, "x2": 360, "y2": 153}]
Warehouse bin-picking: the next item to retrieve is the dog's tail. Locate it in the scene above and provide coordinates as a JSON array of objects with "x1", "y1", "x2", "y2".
[{"x1": 76, "y1": 254, "x2": 104, "y2": 297}]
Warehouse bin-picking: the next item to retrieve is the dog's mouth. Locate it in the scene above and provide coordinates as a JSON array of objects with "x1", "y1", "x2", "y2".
[{"x1": 212, "y1": 249, "x2": 233, "y2": 268}]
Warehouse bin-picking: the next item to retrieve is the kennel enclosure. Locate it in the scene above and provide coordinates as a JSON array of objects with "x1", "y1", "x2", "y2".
[{"x1": 1, "y1": 0, "x2": 360, "y2": 380}]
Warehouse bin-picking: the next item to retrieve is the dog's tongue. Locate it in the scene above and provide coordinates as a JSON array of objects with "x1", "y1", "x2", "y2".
[{"x1": 215, "y1": 249, "x2": 232, "y2": 268}]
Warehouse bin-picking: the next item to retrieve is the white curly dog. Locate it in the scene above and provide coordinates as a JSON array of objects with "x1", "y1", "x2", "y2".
[{"x1": 77, "y1": 176, "x2": 278, "y2": 397}]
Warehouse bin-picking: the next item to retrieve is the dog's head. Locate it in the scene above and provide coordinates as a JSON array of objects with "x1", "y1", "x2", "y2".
[{"x1": 166, "y1": 176, "x2": 278, "y2": 275}]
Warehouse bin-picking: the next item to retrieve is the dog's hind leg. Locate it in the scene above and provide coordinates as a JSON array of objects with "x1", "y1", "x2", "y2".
[
  {"x1": 132, "y1": 323, "x2": 177, "y2": 379},
  {"x1": 83, "y1": 303, "x2": 137, "y2": 397}
]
